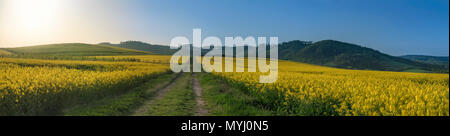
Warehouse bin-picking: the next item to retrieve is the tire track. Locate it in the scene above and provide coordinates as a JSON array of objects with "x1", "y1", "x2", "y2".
[
  {"x1": 131, "y1": 72, "x2": 183, "y2": 116},
  {"x1": 193, "y1": 73, "x2": 209, "y2": 116}
]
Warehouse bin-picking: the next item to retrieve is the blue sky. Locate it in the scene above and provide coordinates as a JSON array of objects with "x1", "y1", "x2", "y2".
[{"x1": 1, "y1": 0, "x2": 448, "y2": 56}]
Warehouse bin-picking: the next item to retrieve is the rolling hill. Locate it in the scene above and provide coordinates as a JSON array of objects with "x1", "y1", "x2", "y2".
[
  {"x1": 277, "y1": 40, "x2": 447, "y2": 73},
  {"x1": 0, "y1": 49, "x2": 13, "y2": 56},
  {"x1": 3, "y1": 43, "x2": 150, "y2": 56},
  {"x1": 104, "y1": 40, "x2": 446, "y2": 73},
  {"x1": 100, "y1": 41, "x2": 177, "y2": 55},
  {"x1": 2, "y1": 40, "x2": 446, "y2": 73},
  {"x1": 399, "y1": 55, "x2": 449, "y2": 66}
]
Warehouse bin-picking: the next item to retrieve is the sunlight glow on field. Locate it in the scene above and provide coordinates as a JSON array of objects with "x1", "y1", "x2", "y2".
[
  {"x1": 0, "y1": 0, "x2": 137, "y2": 48},
  {"x1": 4, "y1": 0, "x2": 63, "y2": 34},
  {"x1": 0, "y1": 0, "x2": 72, "y2": 47},
  {"x1": 9, "y1": 0, "x2": 62, "y2": 30}
]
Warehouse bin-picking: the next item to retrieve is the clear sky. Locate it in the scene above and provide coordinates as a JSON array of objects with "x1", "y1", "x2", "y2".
[{"x1": 0, "y1": 0, "x2": 448, "y2": 56}]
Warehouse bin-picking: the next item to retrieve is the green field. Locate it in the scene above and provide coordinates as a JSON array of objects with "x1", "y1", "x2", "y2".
[{"x1": 4, "y1": 43, "x2": 150, "y2": 56}]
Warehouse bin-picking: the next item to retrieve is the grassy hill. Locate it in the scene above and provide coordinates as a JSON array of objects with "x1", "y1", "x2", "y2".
[
  {"x1": 3, "y1": 43, "x2": 150, "y2": 57},
  {"x1": 101, "y1": 41, "x2": 177, "y2": 55},
  {"x1": 0, "y1": 49, "x2": 13, "y2": 56},
  {"x1": 107, "y1": 40, "x2": 446, "y2": 73},
  {"x1": 3, "y1": 40, "x2": 444, "y2": 73},
  {"x1": 399, "y1": 55, "x2": 449, "y2": 66},
  {"x1": 278, "y1": 40, "x2": 447, "y2": 73}
]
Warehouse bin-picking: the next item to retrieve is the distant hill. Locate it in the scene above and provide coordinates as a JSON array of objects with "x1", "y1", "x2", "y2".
[
  {"x1": 4, "y1": 40, "x2": 444, "y2": 73},
  {"x1": 109, "y1": 40, "x2": 447, "y2": 73},
  {"x1": 3, "y1": 43, "x2": 149, "y2": 56},
  {"x1": 277, "y1": 40, "x2": 447, "y2": 73},
  {"x1": 399, "y1": 55, "x2": 449, "y2": 66},
  {"x1": 101, "y1": 41, "x2": 177, "y2": 55},
  {"x1": 0, "y1": 49, "x2": 13, "y2": 56}
]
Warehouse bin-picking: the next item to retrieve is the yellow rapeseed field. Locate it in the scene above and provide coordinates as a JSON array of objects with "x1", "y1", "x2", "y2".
[
  {"x1": 0, "y1": 57, "x2": 170, "y2": 115},
  {"x1": 91, "y1": 55, "x2": 172, "y2": 64},
  {"x1": 1, "y1": 55, "x2": 448, "y2": 116},
  {"x1": 212, "y1": 60, "x2": 449, "y2": 116}
]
